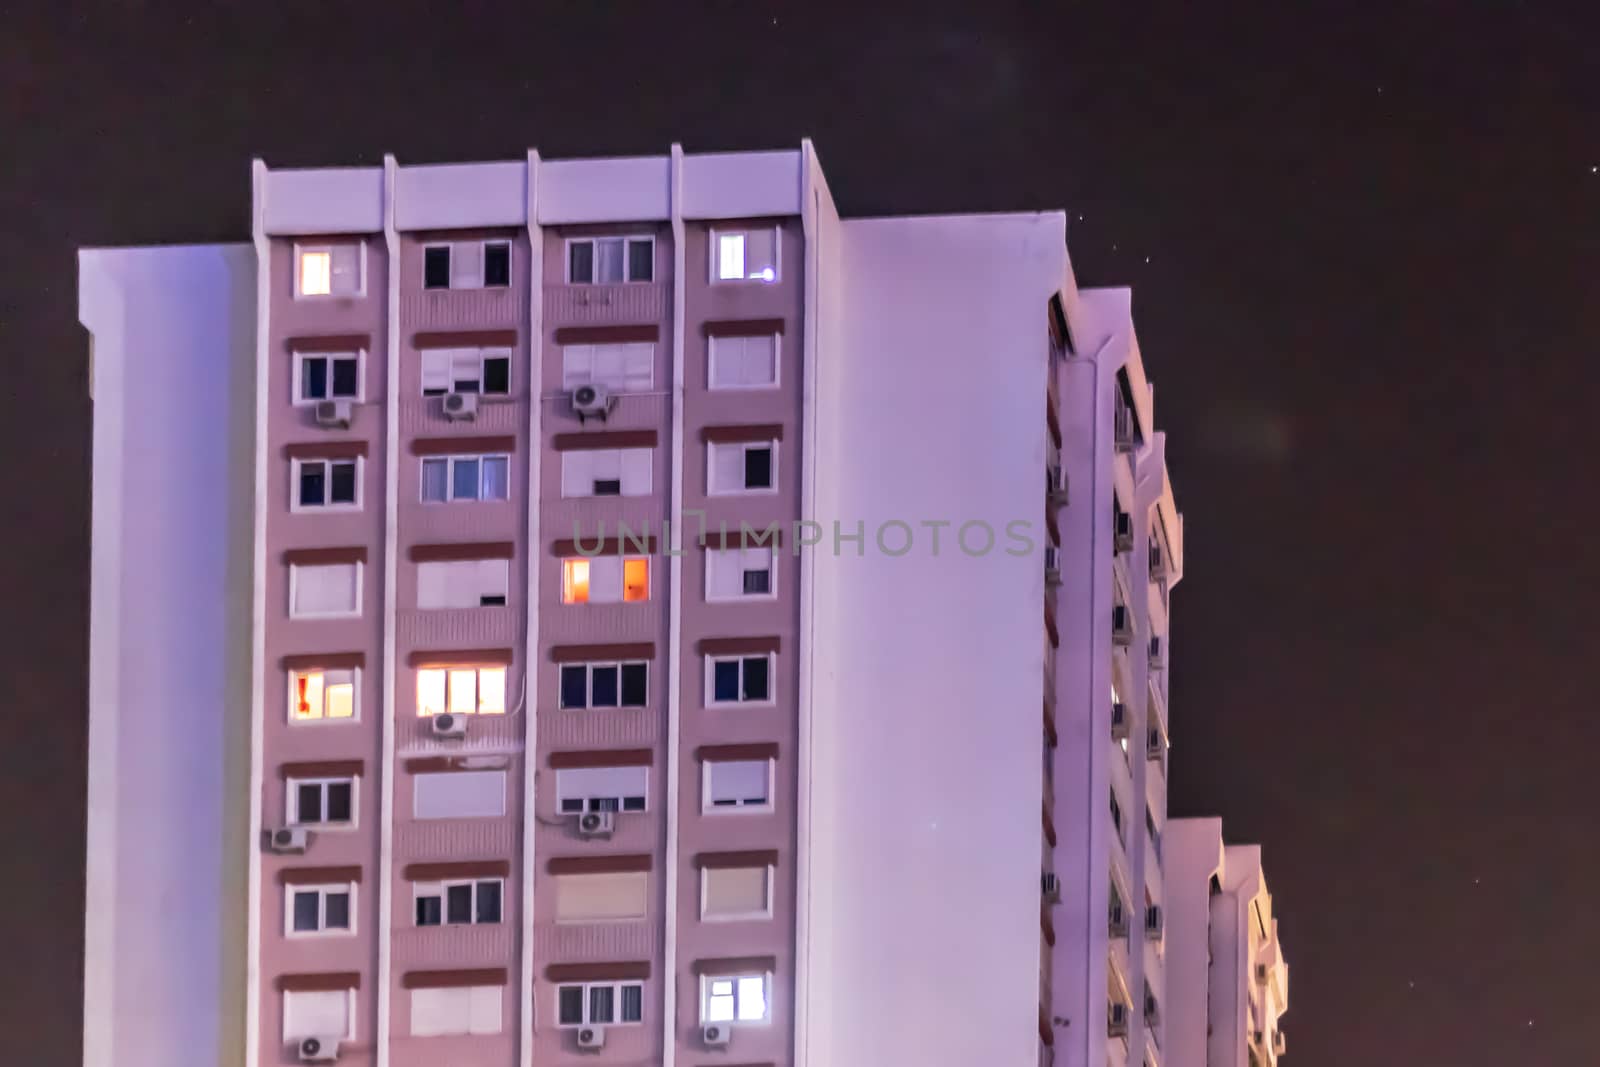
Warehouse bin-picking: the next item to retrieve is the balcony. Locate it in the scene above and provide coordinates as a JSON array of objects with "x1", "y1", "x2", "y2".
[
  {"x1": 400, "y1": 286, "x2": 526, "y2": 332},
  {"x1": 401, "y1": 394, "x2": 528, "y2": 437},
  {"x1": 394, "y1": 817, "x2": 518, "y2": 862},
  {"x1": 543, "y1": 282, "x2": 670, "y2": 328},
  {"x1": 398, "y1": 606, "x2": 520, "y2": 652},
  {"x1": 392, "y1": 921, "x2": 516, "y2": 972},
  {"x1": 531, "y1": 917, "x2": 660, "y2": 963}
]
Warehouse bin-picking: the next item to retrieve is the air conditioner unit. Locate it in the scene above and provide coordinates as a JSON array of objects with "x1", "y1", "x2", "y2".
[
  {"x1": 1274, "y1": 1029, "x2": 1287, "y2": 1056},
  {"x1": 296, "y1": 1035, "x2": 340, "y2": 1063},
  {"x1": 1114, "y1": 511, "x2": 1134, "y2": 554},
  {"x1": 576, "y1": 1025, "x2": 606, "y2": 1051},
  {"x1": 268, "y1": 827, "x2": 311, "y2": 854},
  {"x1": 442, "y1": 391, "x2": 479, "y2": 421},
  {"x1": 571, "y1": 383, "x2": 613, "y2": 422},
  {"x1": 702, "y1": 1023, "x2": 732, "y2": 1047},
  {"x1": 575, "y1": 811, "x2": 615, "y2": 839},
  {"x1": 1145, "y1": 905, "x2": 1164, "y2": 941},
  {"x1": 430, "y1": 713, "x2": 468, "y2": 739},
  {"x1": 1044, "y1": 546, "x2": 1062, "y2": 585},
  {"x1": 1110, "y1": 703, "x2": 1130, "y2": 742},
  {"x1": 1109, "y1": 901, "x2": 1129, "y2": 939},
  {"x1": 1111, "y1": 606, "x2": 1135, "y2": 646},
  {"x1": 314, "y1": 399, "x2": 353, "y2": 429},
  {"x1": 1107, "y1": 1002, "x2": 1129, "y2": 1038},
  {"x1": 1146, "y1": 727, "x2": 1165, "y2": 761},
  {"x1": 1047, "y1": 465, "x2": 1069, "y2": 504},
  {"x1": 1148, "y1": 541, "x2": 1166, "y2": 579},
  {"x1": 1041, "y1": 871, "x2": 1062, "y2": 904},
  {"x1": 1114, "y1": 404, "x2": 1135, "y2": 452}
]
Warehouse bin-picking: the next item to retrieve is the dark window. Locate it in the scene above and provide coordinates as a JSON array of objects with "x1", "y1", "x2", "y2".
[
  {"x1": 323, "y1": 891, "x2": 350, "y2": 930},
  {"x1": 452, "y1": 458, "x2": 480, "y2": 501},
  {"x1": 424, "y1": 247, "x2": 451, "y2": 289},
  {"x1": 628, "y1": 240, "x2": 654, "y2": 282},
  {"x1": 330, "y1": 357, "x2": 359, "y2": 397},
  {"x1": 299, "y1": 464, "x2": 326, "y2": 507},
  {"x1": 480, "y1": 593, "x2": 507, "y2": 607},
  {"x1": 742, "y1": 656, "x2": 769, "y2": 701},
  {"x1": 484, "y1": 242, "x2": 511, "y2": 287},
  {"x1": 483, "y1": 356, "x2": 510, "y2": 395},
  {"x1": 325, "y1": 781, "x2": 353, "y2": 823},
  {"x1": 621, "y1": 983, "x2": 643, "y2": 1022},
  {"x1": 296, "y1": 783, "x2": 322, "y2": 823},
  {"x1": 476, "y1": 881, "x2": 502, "y2": 923},
  {"x1": 568, "y1": 242, "x2": 594, "y2": 284},
  {"x1": 446, "y1": 883, "x2": 473, "y2": 924},
  {"x1": 592, "y1": 797, "x2": 620, "y2": 813},
  {"x1": 292, "y1": 890, "x2": 320, "y2": 932},
  {"x1": 590, "y1": 666, "x2": 619, "y2": 708},
  {"x1": 558, "y1": 986, "x2": 584, "y2": 1025},
  {"x1": 589, "y1": 985, "x2": 615, "y2": 1023},
  {"x1": 593, "y1": 478, "x2": 622, "y2": 497},
  {"x1": 620, "y1": 663, "x2": 647, "y2": 706},
  {"x1": 329, "y1": 462, "x2": 357, "y2": 505},
  {"x1": 559, "y1": 797, "x2": 584, "y2": 814},
  {"x1": 621, "y1": 794, "x2": 646, "y2": 812},
  {"x1": 301, "y1": 358, "x2": 329, "y2": 400},
  {"x1": 744, "y1": 446, "x2": 773, "y2": 489},
  {"x1": 743, "y1": 569, "x2": 771, "y2": 595},
  {"x1": 560, "y1": 665, "x2": 588, "y2": 709},
  {"x1": 416, "y1": 894, "x2": 442, "y2": 926},
  {"x1": 713, "y1": 660, "x2": 741, "y2": 702}
]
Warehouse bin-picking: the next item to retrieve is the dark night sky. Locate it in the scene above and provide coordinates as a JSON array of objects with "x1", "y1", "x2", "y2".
[{"x1": 3, "y1": 3, "x2": 1598, "y2": 1064}]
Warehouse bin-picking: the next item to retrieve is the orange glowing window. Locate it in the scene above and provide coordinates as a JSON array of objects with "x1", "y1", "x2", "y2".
[
  {"x1": 563, "y1": 559, "x2": 591, "y2": 604},
  {"x1": 291, "y1": 668, "x2": 356, "y2": 721},
  {"x1": 623, "y1": 557, "x2": 649, "y2": 602}
]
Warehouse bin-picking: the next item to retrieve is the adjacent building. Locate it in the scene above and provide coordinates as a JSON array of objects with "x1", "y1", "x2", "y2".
[
  {"x1": 1165, "y1": 820, "x2": 1290, "y2": 1067},
  {"x1": 80, "y1": 141, "x2": 1183, "y2": 1067}
]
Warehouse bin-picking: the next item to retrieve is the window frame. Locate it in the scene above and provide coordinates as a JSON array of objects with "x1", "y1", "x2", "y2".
[
  {"x1": 415, "y1": 558, "x2": 511, "y2": 610},
  {"x1": 559, "y1": 342, "x2": 655, "y2": 393},
  {"x1": 419, "y1": 347, "x2": 512, "y2": 398},
  {"x1": 699, "y1": 863, "x2": 775, "y2": 922},
  {"x1": 293, "y1": 241, "x2": 366, "y2": 300},
  {"x1": 415, "y1": 664, "x2": 508, "y2": 717},
  {"x1": 699, "y1": 972, "x2": 773, "y2": 1025},
  {"x1": 705, "y1": 546, "x2": 778, "y2": 602},
  {"x1": 291, "y1": 350, "x2": 365, "y2": 406},
  {"x1": 284, "y1": 881, "x2": 358, "y2": 938},
  {"x1": 559, "y1": 447, "x2": 654, "y2": 499},
  {"x1": 419, "y1": 453, "x2": 512, "y2": 504},
  {"x1": 413, "y1": 877, "x2": 504, "y2": 927},
  {"x1": 286, "y1": 775, "x2": 359, "y2": 829},
  {"x1": 707, "y1": 440, "x2": 779, "y2": 496},
  {"x1": 704, "y1": 653, "x2": 776, "y2": 707},
  {"x1": 283, "y1": 987, "x2": 356, "y2": 1043},
  {"x1": 421, "y1": 240, "x2": 514, "y2": 291},
  {"x1": 555, "y1": 980, "x2": 646, "y2": 1027},
  {"x1": 288, "y1": 666, "x2": 360, "y2": 724},
  {"x1": 561, "y1": 556, "x2": 651, "y2": 605},
  {"x1": 288, "y1": 561, "x2": 363, "y2": 620},
  {"x1": 707, "y1": 332, "x2": 782, "y2": 391},
  {"x1": 291, "y1": 456, "x2": 363, "y2": 512},
  {"x1": 709, "y1": 226, "x2": 781, "y2": 285},
  {"x1": 701, "y1": 758, "x2": 774, "y2": 815},
  {"x1": 564, "y1": 235, "x2": 656, "y2": 285},
  {"x1": 559, "y1": 660, "x2": 649, "y2": 710},
  {"x1": 555, "y1": 765, "x2": 650, "y2": 815}
]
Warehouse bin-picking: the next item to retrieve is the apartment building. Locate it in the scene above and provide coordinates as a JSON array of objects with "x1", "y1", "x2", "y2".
[
  {"x1": 1165, "y1": 820, "x2": 1290, "y2": 1067},
  {"x1": 80, "y1": 141, "x2": 1181, "y2": 1067}
]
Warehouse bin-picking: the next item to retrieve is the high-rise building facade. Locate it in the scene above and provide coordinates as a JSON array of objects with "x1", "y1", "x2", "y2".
[
  {"x1": 80, "y1": 142, "x2": 1181, "y2": 1067},
  {"x1": 1165, "y1": 820, "x2": 1290, "y2": 1067}
]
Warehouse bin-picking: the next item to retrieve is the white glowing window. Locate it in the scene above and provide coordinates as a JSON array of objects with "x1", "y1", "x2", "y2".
[
  {"x1": 416, "y1": 666, "x2": 506, "y2": 716},
  {"x1": 299, "y1": 251, "x2": 331, "y2": 296},
  {"x1": 296, "y1": 244, "x2": 362, "y2": 297},
  {"x1": 290, "y1": 668, "x2": 357, "y2": 722},
  {"x1": 712, "y1": 228, "x2": 778, "y2": 283},
  {"x1": 701, "y1": 974, "x2": 769, "y2": 1023}
]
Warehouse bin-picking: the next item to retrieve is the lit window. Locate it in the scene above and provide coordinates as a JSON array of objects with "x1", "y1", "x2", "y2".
[
  {"x1": 562, "y1": 557, "x2": 650, "y2": 604},
  {"x1": 623, "y1": 558, "x2": 649, "y2": 602},
  {"x1": 291, "y1": 668, "x2": 357, "y2": 721},
  {"x1": 713, "y1": 228, "x2": 778, "y2": 283},
  {"x1": 562, "y1": 559, "x2": 590, "y2": 604},
  {"x1": 299, "y1": 251, "x2": 332, "y2": 296},
  {"x1": 296, "y1": 244, "x2": 362, "y2": 297},
  {"x1": 416, "y1": 666, "x2": 506, "y2": 716},
  {"x1": 701, "y1": 973, "x2": 769, "y2": 1023}
]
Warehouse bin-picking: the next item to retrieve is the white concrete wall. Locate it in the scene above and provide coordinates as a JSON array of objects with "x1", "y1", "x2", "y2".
[
  {"x1": 261, "y1": 167, "x2": 384, "y2": 235},
  {"x1": 1165, "y1": 818, "x2": 1225, "y2": 1067},
  {"x1": 80, "y1": 243, "x2": 258, "y2": 1067},
  {"x1": 394, "y1": 160, "x2": 527, "y2": 231},
  {"x1": 804, "y1": 211, "x2": 1064, "y2": 1067},
  {"x1": 680, "y1": 149, "x2": 803, "y2": 220},
  {"x1": 536, "y1": 155, "x2": 671, "y2": 223}
]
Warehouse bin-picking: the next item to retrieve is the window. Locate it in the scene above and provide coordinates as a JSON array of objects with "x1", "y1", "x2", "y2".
[
  {"x1": 561, "y1": 556, "x2": 650, "y2": 604},
  {"x1": 284, "y1": 988, "x2": 354, "y2": 1041},
  {"x1": 410, "y1": 985, "x2": 503, "y2": 1037},
  {"x1": 701, "y1": 865, "x2": 772, "y2": 921},
  {"x1": 560, "y1": 661, "x2": 648, "y2": 710},
  {"x1": 296, "y1": 243, "x2": 362, "y2": 298},
  {"x1": 414, "y1": 770, "x2": 506, "y2": 819},
  {"x1": 420, "y1": 347, "x2": 511, "y2": 397},
  {"x1": 415, "y1": 878, "x2": 502, "y2": 926},
  {"x1": 287, "y1": 883, "x2": 355, "y2": 936},
  {"x1": 553, "y1": 871, "x2": 649, "y2": 922},
  {"x1": 417, "y1": 559, "x2": 509, "y2": 609},
  {"x1": 1110, "y1": 789, "x2": 1124, "y2": 842},
  {"x1": 561, "y1": 343, "x2": 654, "y2": 393},
  {"x1": 567, "y1": 236, "x2": 654, "y2": 284},
  {"x1": 294, "y1": 458, "x2": 360, "y2": 510},
  {"x1": 708, "y1": 441, "x2": 776, "y2": 494},
  {"x1": 288, "y1": 777, "x2": 356, "y2": 828},
  {"x1": 290, "y1": 562, "x2": 361, "y2": 618},
  {"x1": 708, "y1": 334, "x2": 779, "y2": 389},
  {"x1": 290, "y1": 668, "x2": 357, "y2": 722},
  {"x1": 556, "y1": 766, "x2": 648, "y2": 814},
  {"x1": 705, "y1": 547, "x2": 776, "y2": 600},
  {"x1": 701, "y1": 973, "x2": 769, "y2": 1023},
  {"x1": 420, "y1": 454, "x2": 510, "y2": 503},
  {"x1": 704, "y1": 760, "x2": 771, "y2": 812},
  {"x1": 416, "y1": 665, "x2": 506, "y2": 716},
  {"x1": 560, "y1": 448, "x2": 653, "y2": 498},
  {"x1": 1112, "y1": 680, "x2": 1129, "y2": 759},
  {"x1": 423, "y1": 240, "x2": 513, "y2": 291},
  {"x1": 294, "y1": 351, "x2": 361, "y2": 403},
  {"x1": 556, "y1": 981, "x2": 644, "y2": 1026},
  {"x1": 1146, "y1": 810, "x2": 1163, "y2": 864},
  {"x1": 712, "y1": 227, "x2": 779, "y2": 283},
  {"x1": 707, "y1": 655, "x2": 772, "y2": 705}
]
